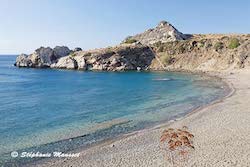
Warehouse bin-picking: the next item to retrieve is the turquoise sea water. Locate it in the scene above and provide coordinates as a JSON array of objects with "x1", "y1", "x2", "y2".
[{"x1": 0, "y1": 55, "x2": 229, "y2": 165}]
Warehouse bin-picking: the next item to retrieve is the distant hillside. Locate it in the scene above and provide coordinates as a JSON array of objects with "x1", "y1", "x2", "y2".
[{"x1": 150, "y1": 34, "x2": 250, "y2": 72}]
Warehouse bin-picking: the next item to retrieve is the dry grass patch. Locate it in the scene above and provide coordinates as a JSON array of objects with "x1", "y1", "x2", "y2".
[{"x1": 159, "y1": 53, "x2": 174, "y2": 65}]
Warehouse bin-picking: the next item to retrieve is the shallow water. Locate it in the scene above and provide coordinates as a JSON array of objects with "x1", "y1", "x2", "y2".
[{"x1": 0, "y1": 55, "x2": 229, "y2": 165}]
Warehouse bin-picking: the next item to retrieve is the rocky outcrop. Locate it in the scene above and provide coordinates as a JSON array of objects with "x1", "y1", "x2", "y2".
[
  {"x1": 53, "y1": 46, "x2": 71, "y2": 58},
  {"x1": 50, "y1": 43, "x2": 155, "y2": 71},
  {"x1": 15, "y1": 46, "x2": 71, "y2": 68},
  {"x1": 32, "y1": 47, "x2": 54, "y2": 67},
  {"x1": 73, "y1": 47, "x2": 82, "y2": 52},
  {"x1": 15, "y1": 43, "x2": 155, "y2": 71},
  {"x1": 123, "y1": 21, "x2": 188, "y2": 45},
  {"x1": 15, "y1": 54, "x2": 33, "y2": 67}
]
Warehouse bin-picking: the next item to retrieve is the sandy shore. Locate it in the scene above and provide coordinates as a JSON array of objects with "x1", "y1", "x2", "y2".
[{"x1": 32, "y1": 69, "x2": 250, "y2": 167}]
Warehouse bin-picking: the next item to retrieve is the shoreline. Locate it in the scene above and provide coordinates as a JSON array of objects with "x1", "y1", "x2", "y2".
[
  {"x1": 183, "y1": 71, "x2": 235, "y2": 118},
  {"x1": 25, "y1": 70, "x2": 239, "y2": 167},
  {"x1": 1, "y1": 70, "x2": 227, "y2": 166}
]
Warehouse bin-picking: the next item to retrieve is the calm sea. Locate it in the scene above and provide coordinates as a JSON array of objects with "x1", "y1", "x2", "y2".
[{"x1": 0, "y1": 55, "x2": 229, "y2": 166}]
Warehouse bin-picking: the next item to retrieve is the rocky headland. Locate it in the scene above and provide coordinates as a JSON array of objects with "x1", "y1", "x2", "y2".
[
  {"x1": 15, "y1": 44, "x2": 155, "y2": 71},
  {"x1": 15, "y1": 21, "x2": 250, "y2": 73}
]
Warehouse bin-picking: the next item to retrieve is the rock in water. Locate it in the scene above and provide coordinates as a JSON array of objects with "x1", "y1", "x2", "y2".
[
  {"x1": 15, "y1": 54, "x2": 33, "y2": 67},
  {"x1": 15, "y1": 46, "x2": 71, "y2": 68}
]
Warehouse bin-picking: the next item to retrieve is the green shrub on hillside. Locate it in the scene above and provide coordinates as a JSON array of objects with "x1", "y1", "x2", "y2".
[
  {"x1": 214, "y1": 42, "x2": 224, "y2": 51},
  {"x1": 197, "y1": 42, "x2": 204, "y2": 48},
  {"x1": 69, "y1": 52, "x2": 76, "y2": 57},
  {"x1": 228, "y1": 38, "x2": 240, "y2": 49},
  {"x1": 206, "y1": 43, "x2": 213, "y2": 48},
  {"x1": 123, "y1": 37, "x2": 137, "y2": 44},
  {"x1": 125, "y1": 38, "x2": 137, "y2": 44}
]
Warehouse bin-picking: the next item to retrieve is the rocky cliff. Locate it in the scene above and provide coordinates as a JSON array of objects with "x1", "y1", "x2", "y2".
[
  {"x1": 15, "y1": 43, "x2": 155, "y2": 71},
  {"x1": 15, "y1": 21, "x2": 250, "y2": 72},
  {"x1": 15, "y1": 46, "x2": 71, "y2": 68}
]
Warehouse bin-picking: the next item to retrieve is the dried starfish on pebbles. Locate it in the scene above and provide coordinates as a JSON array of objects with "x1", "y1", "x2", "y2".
[{"x1": 160, "y1": 126, "x2": 195, "y2": 166}]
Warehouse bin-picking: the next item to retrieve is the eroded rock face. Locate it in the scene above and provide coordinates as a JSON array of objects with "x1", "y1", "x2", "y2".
[
  {"x1": 90, "y1": 44, "x2": 155, "y2": 71},
  {"x1": 49, "y1": 43, "x2": 155, "y2": 71},
  {"x1": 50, "y1": 56, "x2": 77, "y2": 69},
  {"x1": 74, "y1": 55, "x2": 87, "y2": 70},
  {"x1": 15, "y1": 54, "x2": 33, "y2": 67},
  {"x1": 34, "y1": 47, "x2": 54, "y2": 67},
  {"x1": 15, "y1": 46, "x2": 71, "y2": 68},
  {"x1": 53, "y1": 46, "x2": 71, "y2": 58}
]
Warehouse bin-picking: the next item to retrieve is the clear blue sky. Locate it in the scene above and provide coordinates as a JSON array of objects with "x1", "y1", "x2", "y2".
[{"x1": 0, "y1": 0, "x2": 249, "y2": 54}]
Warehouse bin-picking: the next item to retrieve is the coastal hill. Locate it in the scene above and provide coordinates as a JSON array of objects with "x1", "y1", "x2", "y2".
[
  {"x1": 122, "y1": 20, "x2": 188, "y2": 45},
  {"x1": 15, "y1": 21, "x2": 250, "y2": 72},
  {"x1": 150, "y1": 33, "x2": 250, "y2": 71}
]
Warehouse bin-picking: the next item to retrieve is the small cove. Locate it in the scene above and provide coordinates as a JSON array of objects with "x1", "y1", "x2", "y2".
[{"x1": 0, "y1": 55, "x2": 229, "y2": 166}]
